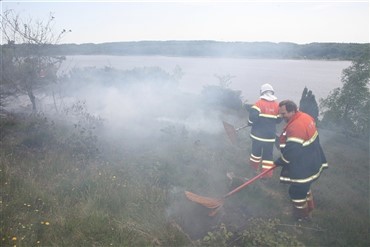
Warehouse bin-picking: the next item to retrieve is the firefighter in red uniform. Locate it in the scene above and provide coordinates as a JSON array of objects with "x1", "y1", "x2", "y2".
[
  {"x1": 274, "y1": 100, "x2": 328, "y2": 221},
  {"x1": 248, "y1": 83, "x2": 281, "y2": 178}
]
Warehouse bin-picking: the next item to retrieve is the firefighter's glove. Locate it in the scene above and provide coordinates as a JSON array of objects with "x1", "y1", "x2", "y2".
[{"x1": 273, "y1": 160, "x2": 284, "y2": 167}]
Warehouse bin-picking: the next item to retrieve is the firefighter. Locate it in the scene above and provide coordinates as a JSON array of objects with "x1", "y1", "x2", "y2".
[
  {"x1": 247, "y1": 83, "x2": 281, "y2": 178},
  {"x1": 274, "y1": 100, "x2": 328, "y2": 221}
]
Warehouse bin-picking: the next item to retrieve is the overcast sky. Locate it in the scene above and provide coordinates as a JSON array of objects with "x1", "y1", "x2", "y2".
[{"x1": 1, "y1": 0, "x2": 369, "y2": 45}]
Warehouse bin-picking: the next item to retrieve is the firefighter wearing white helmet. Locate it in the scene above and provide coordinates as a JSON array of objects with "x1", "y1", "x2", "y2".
[
  {"x1": 260, "y1": 83, "x2": 275, "y2": 97},
  {"x1": 247, "y1": 83, "x2": 281, "y2": 178}
]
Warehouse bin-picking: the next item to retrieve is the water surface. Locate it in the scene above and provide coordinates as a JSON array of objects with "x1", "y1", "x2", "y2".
[{"x1": 62, "y1": 55, "x2": 351, "y2": 103}]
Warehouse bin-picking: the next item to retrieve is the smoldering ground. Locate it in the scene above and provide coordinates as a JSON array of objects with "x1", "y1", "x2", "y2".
[
  {"x1": 26, "y1": 65, "x2": 256, "y2": 239},
  {"x1": 3, "y1": 63, "x2": 369, "y2": 245},
  {"x1": 6, "y1": 65, "x2": 309, "y2": 240}
]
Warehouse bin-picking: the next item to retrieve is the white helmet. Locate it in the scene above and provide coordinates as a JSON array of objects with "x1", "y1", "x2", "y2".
[{"x1": 260, "y1": 83, "x2": 274, "y2": 95}]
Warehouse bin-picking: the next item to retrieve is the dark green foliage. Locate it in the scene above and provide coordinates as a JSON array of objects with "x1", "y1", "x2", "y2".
[
  {"x1": 298, "y1": 43, "x2": 368, "y2": 60},
  {"x1": 299, "y1": 87, "x2": 319, "y2": 121},
  {"x1": 198, "y1": 223, "x2": 234, "y2": 247},
  {"x1": 237, "y1": 218, "x2": 304, "y2": 247},
  {"x1": 6, "y1": 41, "x2": 368, "y2": 60},
  {"x1": 320, "y1": 54, "x2": 370, "y2": 138},
  {"x1": 201, "y1": 85, "x2": 242, "y2": 111}
]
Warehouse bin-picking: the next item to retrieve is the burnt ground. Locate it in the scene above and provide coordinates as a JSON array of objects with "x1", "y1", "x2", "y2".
[{"x1": 162, "y1": 121, "x2": 369, "y2": 244}]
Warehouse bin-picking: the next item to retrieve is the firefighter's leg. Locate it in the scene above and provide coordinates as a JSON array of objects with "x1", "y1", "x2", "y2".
[
  {"x1": 249, "y1": 139, "x2": 262, "y2": 170},
  {"x1": 289, "y1": 183, "x2": 311, "y2": 221},
  {"x1": 306, "y1": 190, "x2": 315, "y2": 213},
  {"x1": 261, "y1": 142, "x2": 274, "y2": 178}
]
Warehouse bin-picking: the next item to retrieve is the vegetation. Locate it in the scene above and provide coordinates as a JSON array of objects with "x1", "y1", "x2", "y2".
[
  {"x1": 2, "y1": 41, "x2": 368, "y2": 61},
  {"x1": 1, "y1": 63, "x2": 369, "y2": 246},
  {"x1": 202, "y1": 74, "x2": 242, "y2": 111},
  {"x1": 0, "y1": 10, "x2": 69, "y2": 111},
  {"x1": 320, "y1": 53, "x2": 370, "y2": 138}
]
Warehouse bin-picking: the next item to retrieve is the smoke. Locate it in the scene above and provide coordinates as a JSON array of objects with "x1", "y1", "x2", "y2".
[{"x1": 48, "y1": 66, "x2": 234, "y2": 143}]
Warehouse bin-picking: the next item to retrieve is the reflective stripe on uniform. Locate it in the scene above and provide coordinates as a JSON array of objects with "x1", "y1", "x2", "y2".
[
  {"x1": 287, "y1": 137, "x2": 304, "y2": 144},
  {"x1": 302, "y1": 131, "x2": 318, "y2": 146},
  {"x1": 259, "y1": 113, "x2": 278, "y2": 119},
  {"x1": 262, "y1": 160, "x2": 274, "y2": 169},
  {"x1": 281, "y1": 154, "x2": 289, "y2": 163},
  {"x1": 250, "y1": 153, "x2": 261, "y2": 163},
  {"x1": 280, "y1": 165, "x2": 327, "y2": 183},
  {"x1": 251, "y1": 153, "x2": 261, "y2": 159},
  {"x1": 292, "y1": 199, "x2": 308, "y2": 209},
  {"x1": 292, "y1": 198, "x2": 307, "y2": 203},
  {"x1": 250, "y1": 134, "x2": 276, "y2": 142},
  {"x1": 286, "y1": 131, "x2": 318, "y2": 146},
  {"x1": 251, "y1": 105, "x2": 261, "y2": 112}
]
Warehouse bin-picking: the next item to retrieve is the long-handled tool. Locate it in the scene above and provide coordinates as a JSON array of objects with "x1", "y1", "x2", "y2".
[
  {"x1": 222, "y1": 121, "x2": 249, "y2": 145},
  {"x1": 222, "y1": 121, "x2": 238, "y2": 145},
  {"x1": 185, "y1": 166, "x2": 276, "y2": 216}
]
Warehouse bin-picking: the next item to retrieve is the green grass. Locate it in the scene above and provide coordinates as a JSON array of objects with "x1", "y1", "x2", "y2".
[{"x1": 0, "y1": 112, "x2": 369, "y2": 246}]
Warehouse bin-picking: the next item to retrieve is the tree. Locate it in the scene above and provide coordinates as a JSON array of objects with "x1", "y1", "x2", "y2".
[
  {"x1": 299, "y1": 87, "x2": 319, "y2": 122},
  {"x1": 201, "y1": 74, "x2": 242, "y2": 111},
  {"x1": 320, "y1": 53, "x2": 370, "y2": 138},
  {"x1": 0, "y1": 9, "x2": 70, "y2": 112}
]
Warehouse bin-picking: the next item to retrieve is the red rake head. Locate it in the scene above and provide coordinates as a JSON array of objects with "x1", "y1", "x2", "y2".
[
  {"x1": 185, "y1": 191, "x2": 224, "y2": 216},
  {"x1": 222, "y1": 121, "x2": 237, "y2": 145}
]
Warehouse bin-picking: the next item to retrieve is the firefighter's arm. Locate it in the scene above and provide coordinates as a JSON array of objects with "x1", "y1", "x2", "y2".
[
  {"x1": 274, "y1": 142, "x2": 303, "y2": 166},
  {"x1": 248, "y1": 105, "x2": 260, "y2": 126}
]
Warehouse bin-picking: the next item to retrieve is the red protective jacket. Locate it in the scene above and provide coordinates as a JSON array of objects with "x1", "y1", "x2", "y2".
[
  {"x1": 248, "y1": 99, "x2": 280, "y2": 142},
  {"x1": 275, "y1": 111, "x2": 328, "y2": 184}
]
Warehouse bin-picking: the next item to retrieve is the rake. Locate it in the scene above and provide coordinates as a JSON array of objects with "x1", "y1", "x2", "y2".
[
  {"x1": 185, "y1": 166, "x2": 276, "y2": 216},
  {"x1": 222, "y1": 121, "x2": 249, "y2": 145}
]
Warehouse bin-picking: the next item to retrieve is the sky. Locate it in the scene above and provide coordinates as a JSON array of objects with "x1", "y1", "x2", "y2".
[{"x1": 1, "y1": 0, "x2": 369, "y2": 45}]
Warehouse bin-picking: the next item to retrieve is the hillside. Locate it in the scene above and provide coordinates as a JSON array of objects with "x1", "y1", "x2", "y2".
[
  {"x1": 1, "y1": 100, "x2": 368, "y2": 246},
  {"x1": 3, "y1": 41, "x2": 368, "y2": 60},
  {"x1": 1, "y1": 60, "x2": 369, "y2": 246}
]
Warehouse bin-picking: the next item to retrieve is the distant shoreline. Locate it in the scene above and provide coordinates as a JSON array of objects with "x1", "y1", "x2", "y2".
[{"x1": 2, "y1": 41, "x2": 367, "y2": 61}]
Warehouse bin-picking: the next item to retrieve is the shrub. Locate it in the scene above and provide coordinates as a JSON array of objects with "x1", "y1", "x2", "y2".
[{"x1": 320, "y1": 54, "x2": 370, "y2": 138}]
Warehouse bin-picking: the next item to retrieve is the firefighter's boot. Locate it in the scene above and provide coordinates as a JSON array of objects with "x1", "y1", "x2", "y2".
[
  {"x1": 292, "y1": 200, "x2": 310, "y2": 221},
  {"x1": 306, "y1": 190, "x2": 315, "y2": 213},
  {"x1": 261, "y1": 160, "x2": 274, "y2": 178},
  {"x1": 249, "y1": 154, "x2": 261, "y2": 171}
]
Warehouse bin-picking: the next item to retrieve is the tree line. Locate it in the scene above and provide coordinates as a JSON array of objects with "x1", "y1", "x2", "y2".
[{"x1": 2, "y1": 40, "x2": 368, "y2": 61}]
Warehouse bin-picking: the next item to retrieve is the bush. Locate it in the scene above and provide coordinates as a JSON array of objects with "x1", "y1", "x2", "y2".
[
  {"x1": 201, "y1": 85, "x2": 242, "y2": 111},
  {"x1": 320, "y1": 54, "x2": 370, "y2": 138}
]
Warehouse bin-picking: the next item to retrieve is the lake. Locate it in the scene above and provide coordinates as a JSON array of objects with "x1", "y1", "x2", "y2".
[{"x1": 61, "y1": 55, "x2": 351, "y2": 104}]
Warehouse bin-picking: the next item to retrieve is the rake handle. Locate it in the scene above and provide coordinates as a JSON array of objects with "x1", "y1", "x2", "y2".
[
  {"x1": 235, "y1": 124, "x2": 250, "y2": 132},
  {"x1": 224, "y1": 166, "x2": 277, "y2": 198}
]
